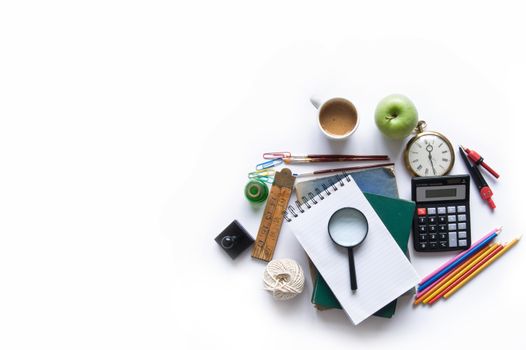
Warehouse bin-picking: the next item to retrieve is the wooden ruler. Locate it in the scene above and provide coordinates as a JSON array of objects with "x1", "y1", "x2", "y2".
[{"x1": 251, "y1": 168, "x2": 296, "y2": 262}]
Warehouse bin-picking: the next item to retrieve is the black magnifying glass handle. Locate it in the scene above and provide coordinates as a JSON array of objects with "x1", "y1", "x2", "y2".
[{"x1": 348, "y1": 247, "x2": 358, "y2": 290}]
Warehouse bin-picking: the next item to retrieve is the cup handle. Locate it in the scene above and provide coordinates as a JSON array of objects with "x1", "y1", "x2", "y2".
[{"x1": 310, "y1": 96, "x2": 322, "y2": 110}]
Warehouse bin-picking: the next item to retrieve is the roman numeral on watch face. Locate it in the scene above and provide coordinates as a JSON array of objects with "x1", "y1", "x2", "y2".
[{"x1": 406, "y1": 133, "x2": 454, "y2": 176}]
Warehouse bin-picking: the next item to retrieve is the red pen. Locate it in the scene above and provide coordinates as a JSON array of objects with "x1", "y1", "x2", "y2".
[{"x1": 460, "y1": 145, "x2": 500, "y2": 179}]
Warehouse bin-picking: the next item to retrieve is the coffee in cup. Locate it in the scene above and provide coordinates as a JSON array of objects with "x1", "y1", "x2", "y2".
[{"x1": 310, "y1": 97, "x2": 359, "y2": 140}]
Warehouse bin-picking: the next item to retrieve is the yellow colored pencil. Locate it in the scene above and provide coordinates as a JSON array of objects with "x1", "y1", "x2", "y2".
[
  {"x1": 414, "y1": 245, "x2": 492, "y2": 305},
  {"x1": 444, "y1": 236, "x2": 522, "y2": 299},
  {"x1": 422, "y1": 244, "x2": 500, "y2": 304}
]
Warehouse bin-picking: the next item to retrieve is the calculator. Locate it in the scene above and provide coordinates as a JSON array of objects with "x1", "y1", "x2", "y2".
[{"x1": 411, "y1": 175, "x2": 471, "y2": 252}]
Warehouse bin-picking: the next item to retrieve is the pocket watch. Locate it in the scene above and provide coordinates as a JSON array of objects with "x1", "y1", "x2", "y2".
[{"x1": 403, "y1": 121, "x2": 455, "y2": 177}]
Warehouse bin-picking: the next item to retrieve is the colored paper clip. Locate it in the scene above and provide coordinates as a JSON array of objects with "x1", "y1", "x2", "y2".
[
  {"x1": 254, "y1": 176, "x2": 274, "y2": 184},
  {"x1": 248, "y1": 169, "x2": 276, "y2": 179},
  {"x1": 248, "y1": 169, "x2": 276, "y2": 184},
  {"x1": 256, "y1": 158, "x2": 283, "y2": 170},
  {"x1": 263, "y1": 152, "x2": 291, "y2": 159}
]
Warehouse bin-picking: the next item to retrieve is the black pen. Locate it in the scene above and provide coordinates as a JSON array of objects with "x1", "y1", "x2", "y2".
[{"x1": 459, "y1": 147, "x2": 496, "y2": 209}]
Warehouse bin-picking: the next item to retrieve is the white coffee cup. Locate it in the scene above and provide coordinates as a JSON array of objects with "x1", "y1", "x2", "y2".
[{"x1": 310, "y1": 96, "x2": 359, "y2": 140}]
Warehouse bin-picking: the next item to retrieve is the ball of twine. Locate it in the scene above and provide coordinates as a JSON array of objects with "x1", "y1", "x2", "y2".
[{"x1": 263, "y1": 258, "x2": 305, "y2": 301}]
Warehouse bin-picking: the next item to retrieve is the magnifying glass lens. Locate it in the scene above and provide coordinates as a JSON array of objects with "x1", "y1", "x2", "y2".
[{"x1": 328, "y1": 209, "x2": 368, "y2": 246}]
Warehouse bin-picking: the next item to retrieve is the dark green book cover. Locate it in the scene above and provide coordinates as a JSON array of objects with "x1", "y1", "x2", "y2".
[{"x1": 310, "y1": 193, "x2": 415, "y2": 317}]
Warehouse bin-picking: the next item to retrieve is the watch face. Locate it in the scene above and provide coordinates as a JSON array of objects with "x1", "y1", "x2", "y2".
[{"x1": 406, "y1": 133, "x2": 454, "y2": 176}]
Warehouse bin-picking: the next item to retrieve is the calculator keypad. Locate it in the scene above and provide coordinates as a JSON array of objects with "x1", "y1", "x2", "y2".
[{"x1": 415, "y1": 204, "x2": 470, "y2": 252}]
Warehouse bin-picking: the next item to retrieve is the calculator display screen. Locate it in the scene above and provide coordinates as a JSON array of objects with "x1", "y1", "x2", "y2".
[
  {"x1": 416, "y1": 185, "x2": 466, "y2": 202},
  {"x1": 425, "y1": 188, "x2": 457, "y2": 198}
]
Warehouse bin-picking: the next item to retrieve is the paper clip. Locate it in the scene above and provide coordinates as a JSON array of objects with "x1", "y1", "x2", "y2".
[
  {"x1": 263, "y1": 152, "x2": 291, "y2": 160},
  {"x1": 254, "y1": 176, "x2": 274, "y2": 184},
  {"x1": 256, "y1": 158, "x2": 283, "y2": 170},
  {"x1": 248, "y1": 169, "x2": 276, "y2": 179}
]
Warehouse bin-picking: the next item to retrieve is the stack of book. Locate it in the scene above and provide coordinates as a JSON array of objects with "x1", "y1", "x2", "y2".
[{"x1": 294, "y1": 166, "x2": 416, "y2": 320}]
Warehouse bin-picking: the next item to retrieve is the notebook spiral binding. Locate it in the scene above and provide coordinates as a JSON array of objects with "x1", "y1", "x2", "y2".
[{"x1": 284, "y1": 172, "x2": 352, "y2": 222}]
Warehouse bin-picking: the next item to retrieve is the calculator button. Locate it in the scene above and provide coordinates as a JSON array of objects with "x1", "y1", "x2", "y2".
[
  {"x1": 438, "y1": 216, "x2": 447, "y2": 224},
  {"x1": 439, "y1": 241, "x2": 448, "y2": 249},
  {"x1": 427, "y1": 207, "x2": 437, "y2": 215},
  {"x1": 457, "y1": 205, "x2": 466, "y2": 213},
  {"x1": 419, "y1": 242, "x2": 427, "y2": 250},
  {"x1": 439, "y1": 224, "x2": 447, "y2": 232},
  {"x1": 449, "y1": 232, "x2": 457, "y2": 246},
  {"x1": 419, "y1": 234, "x2": 428, "y2": 241},
  {"x1": 447, "y1": 206, "x2": 456, "y2": 213},
  {"x1": 448, "y1": 223, "x2": 457, "y2": 231},
  {"x1": 428, "y1": 216, "x2": 437, "y2": 224},
  {"x1": 448, "y1": 215, "x2": 457, "y2": 222},
  {"x1": 418, "y1": 217, "x2": 427, "y2": 225},
  {"x1": 429, "y1": 242, "x2": 438, "y2": 249},
  {"x1": 418, "y1": 225, "x2": 427, "y2": 233},
  {"x1": 457, "y1": 214, "x2": 467, "y2": 222},
  {"x1": 458, "y1": 231, "x2": 467, "y2": 239},
  {"x1": 458, "y1": 223, "x2": 467, "y2": 230},
  {"x1": 429, "y1": 233, "x2": 437, "y2": 241},
  {"x1": 437, "y1": 207, "x2": 446, "y2": 215},
  {"x1": 428, "y1": 225, "x2": 437, "y2": 233},
  {"x1": 417, "y1": 208, "x2": 427, "y2": 216},
  {"x1": 438, "y1": 233, "x2": 447, "y2": 240},
  {"x1": 459, "y1": 239, "x2": 467, "y2": 247}
]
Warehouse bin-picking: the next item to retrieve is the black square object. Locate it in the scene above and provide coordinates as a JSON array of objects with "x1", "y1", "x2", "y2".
[{"x1": 215, "y1": 220, "x2": 255, "y2": 259}]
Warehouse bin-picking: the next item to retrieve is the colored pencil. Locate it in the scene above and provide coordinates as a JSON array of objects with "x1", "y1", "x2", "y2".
[
  {"x1": 418, "y1": 227, "x2": 500, "y2": 286},
  {"x1": 418, "y1": 230, "x2": 500, "y2": 291},
  {"x1": 415, "y1": 245, "x2": 491, "y2": 300},
  {"x1": 423, "y1": 244, "x2": 501, "y2": 304},
  {"x1": 443, "y1": 236, "x2": 521, "y2": 299},
  {"x1": 428, "y1": 244, "x2": 505, "y2": 304},
  {"x1": 413, "y1": 245, "x2": 492, "y2": 305}
]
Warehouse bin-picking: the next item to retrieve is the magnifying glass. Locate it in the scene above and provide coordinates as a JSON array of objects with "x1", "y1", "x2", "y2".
[{"x1": 328, "y1": 207, "x2": 369, "y2": 291}]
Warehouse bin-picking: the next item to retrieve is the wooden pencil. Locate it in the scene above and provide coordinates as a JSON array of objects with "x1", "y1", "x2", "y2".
[
  {"x1": 414, "y1": 245, "x2": 493, "y2": 305},
  {"x1": 443, "y1": 236, "x2": 521, "y2": 299},
  {"x1": 428, "y1": 244, "x2": 504, "y2": 304},
  {"x1": 422, "y1": 244, "x2": 501, "y2": 304},
  {"x1": 418, "y1": 228, "x2": 500, "y2": 286},
  {"x1": 418, "y1": 230, "x2": 499, "y2": 291}
]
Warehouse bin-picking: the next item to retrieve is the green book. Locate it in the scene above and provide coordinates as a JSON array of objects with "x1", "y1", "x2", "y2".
[{"x1": 310, "y1": 193, "x2": 415, "y2": 317}]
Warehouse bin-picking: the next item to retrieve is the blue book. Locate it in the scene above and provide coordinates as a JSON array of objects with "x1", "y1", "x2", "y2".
[{"x1": 295, "y1": 166, "x2": 399, "y2": 201}]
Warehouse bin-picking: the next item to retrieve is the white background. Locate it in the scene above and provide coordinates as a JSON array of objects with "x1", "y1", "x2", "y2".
[{"x1": 1, "y1": 1, "x2": 525, "y2": 349}]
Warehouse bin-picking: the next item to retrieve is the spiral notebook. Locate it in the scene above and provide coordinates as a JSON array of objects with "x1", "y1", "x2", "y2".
[{"x1": 283, "y1": 173, "x2": 419, "y2": 325}]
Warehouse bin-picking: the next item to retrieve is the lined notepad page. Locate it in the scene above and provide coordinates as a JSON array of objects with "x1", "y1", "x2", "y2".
[{"x1": 284, "y1": 178, "x2": 419, "y2": 325}]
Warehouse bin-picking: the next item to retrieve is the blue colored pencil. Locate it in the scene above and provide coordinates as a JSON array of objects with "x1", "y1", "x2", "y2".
[{"x1": 418, "y1": 231, "x2": 499, "y2": 291}]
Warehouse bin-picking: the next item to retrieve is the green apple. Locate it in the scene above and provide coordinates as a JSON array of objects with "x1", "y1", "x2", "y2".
[{"x1": 375, "y1": 94, "x2": 418, "y2": 139}]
